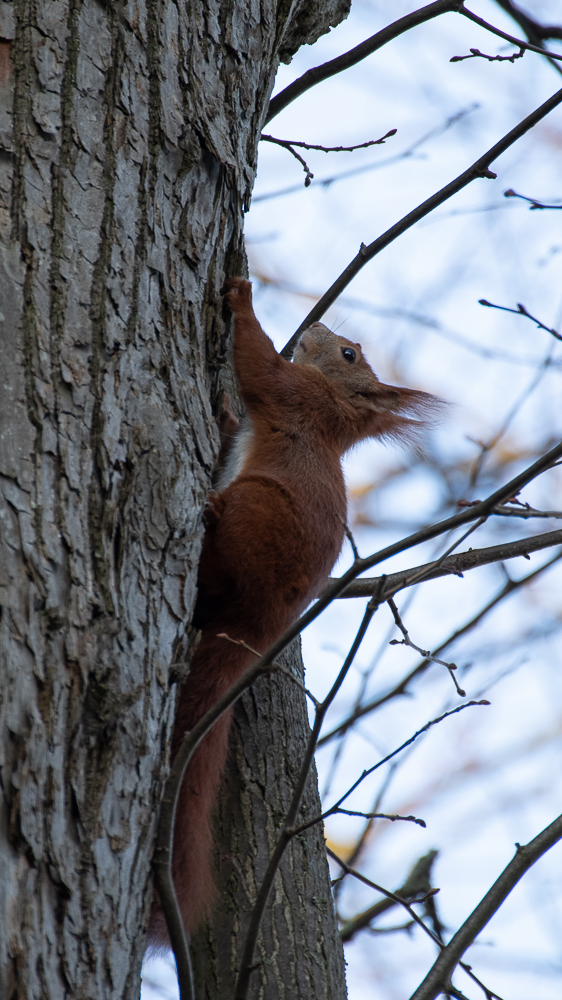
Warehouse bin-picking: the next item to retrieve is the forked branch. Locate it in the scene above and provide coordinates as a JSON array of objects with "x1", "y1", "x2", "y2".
[
  {"x1": 265, "y1": 1, "x2": 465, "y2": 124},
  {"x1": 260, "y1": 129, "x2": 397, "y2": 187},
  {"x1": 329, "y1": 529, "x2": 562, "y2": 598},
  {"x1": 281, "y1": 86, "x2": 562, "y2": 356},
  {"x1": 409, "y1": 812, "x2": 562, "y2": 999}
]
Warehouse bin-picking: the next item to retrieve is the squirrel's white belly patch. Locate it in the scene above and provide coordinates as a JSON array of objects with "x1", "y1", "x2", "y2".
[{"x1": 217, "y1": 420, "x2": 254, "y2": 491}]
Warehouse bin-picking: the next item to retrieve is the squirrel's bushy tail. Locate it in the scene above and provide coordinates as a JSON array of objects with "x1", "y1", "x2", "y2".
[{"x1": 148, "y1": 631, "x2": 253, "y2": 946}]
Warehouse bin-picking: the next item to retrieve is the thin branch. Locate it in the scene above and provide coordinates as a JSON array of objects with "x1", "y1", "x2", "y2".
[
  {"x1": 504, "y1": 187, "x2": 562, "y2": 209},
  {"x1": 408, "y1": 812, "x2": 562, "y2": 1000},
  {"x1": 255, "y1": 275, "x2": 552, "y2": 366},
  {"x1": 495, "y1": 505, "x2": 562, "y2": 518},
  {"x1": 319, "y1": 549, "x2": 562, "y2": 745},
  {"x1": 265, "y1": 0, "x2": 562, "y2": 128},
  {"x1": 266, "y1": 0, "x2": 562, "y2": 126},
  {"x1": 364, "y1": 921, "x2": 416, "y2": 934},
  {"x1": 281, "y1": 86, "x2": 562, "y2": 356},
  {"x1": 217, "y1": 632, "x2": 320, "y2": 706},
  {"x1": 451, "y1": 45, "x2": 524, "y2": 63},
  {"x1": 261, "y1": 139, "x2": 314, "y2": 185},
  {"x1": 258, "y1": 130, "x2": 398, "y2": 188},
  {"x1": 468, "y1": 357, "x2": 551, "y2": 491},
  {"x1": 329, "y1": 847, "x2": 444, "y2": 942},
  {"x1": 260, "y1": 129, "x2": 397, "y2": 154},
  {"x1": 493, "y1": 0, "x2": 562, "y2": 43},
  {"x1": 337, "y1": 760, "x2": 402, "y2": 875},
  {"x1": 312, "y1": 701, "x2": 490, "y2": 825},
  {"x1": 291, "y1": 801, "x2": 426, "y2": 840},
  {"x1": 400, "y1": 515, "x2": 487, "y2": 594},
  {"x1": 328, "y1": 529, "x2": 562, "y2": 598},
  {"x1": 460, "y1": 6, "x2": 562, "y2": 63},
  {"x1": 458, "y1": 500, "x2": 562, "y2": 519},
  {"x1": 492, "y1": 0, "x2": 562, "y2": 76},
  {"x1": 329, "y1": 849, "x2": 503, "y2": 998},
  {"x1": 334, "y1": 808, "x2": 426, "y2": 826},
  {"x1": 152, "y1": 865, "x2": 195, "y2": 1000},
  {"x1": 479, "y1": 297, "x2": 562, "y2": 341},
  {"x1": 388, "y1": 596, "x2": 465, "y2": 696},
  {"x1": 255, "y1": 105, "x2": 478, "y2": 204},
  {"x1": 265, "y1": 0, "x2": 465, "y2": 124},
  {"x1": 338, "y1": 514, "x2": 361, "y2": 561},
  {"x1": 339, "y1": 849, "x2": 438, "y2": 943},
  {"x1": 281, "y1": 440, "x2": 562, "y2": 650}
]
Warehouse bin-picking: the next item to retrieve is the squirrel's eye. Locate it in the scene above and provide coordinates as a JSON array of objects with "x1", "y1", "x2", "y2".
[{"x1": 341, "y1": 347, "x2": 356, "y2": 364}]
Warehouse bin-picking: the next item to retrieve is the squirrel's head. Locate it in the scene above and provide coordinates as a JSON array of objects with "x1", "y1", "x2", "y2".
[
  {"x1": 294, "y1": 323, "x2": 382, "y2": 392},
  {"x1": 293, "y1": 323, "x2": 444, "y2": 449}
]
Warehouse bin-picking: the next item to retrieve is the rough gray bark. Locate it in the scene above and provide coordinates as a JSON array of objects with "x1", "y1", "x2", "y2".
[
  {"x1": 0, "y1": 0, "x2": 349, "y2": 997},
  {"x1": 192, "y1": 639, "x2": 347, "y2": 1000}
]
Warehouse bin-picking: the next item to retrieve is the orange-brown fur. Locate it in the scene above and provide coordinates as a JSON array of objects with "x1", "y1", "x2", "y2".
[{"x1": 149, "y1": 277, "x2": 440, "y2": 944}]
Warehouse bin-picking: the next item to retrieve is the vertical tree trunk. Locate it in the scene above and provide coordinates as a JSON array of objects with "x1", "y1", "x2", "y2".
[
  {"x1": 0, "y1": 1, "x2": 349, "y2": 997},
  {"x1": 193, "y1": 639, "x2": 347, "y2": 999}
]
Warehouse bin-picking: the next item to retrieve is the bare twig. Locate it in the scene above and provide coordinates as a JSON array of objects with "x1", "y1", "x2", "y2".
[
  {"x1": 338, "y1": 514, "x2": 361, "y2": 561},
  {"x1": 468, "y1": 358, "x2": 551, "y2": 490},
  {"x1": 460, "y1": 7, "x2": 562, "y2": 63},
  {"x1": 339, "y1": 850, "x2": 439, "y2": 942},
  {"x1": 329, "y1": 847, "x2": 443, "y2": 941},
  {"x1": 291, "y1": 799, "x2": 428, "y2": 840},
  {"x1": 408, "y1": 812, "x2": 562, "y2": 999},
  {"x1": 504, "y1": 187, "x2": 562, "y2": 210},
  {"x1": 295, "y1": 441, "x2": 562, "y2": 648},
  {"x1": 258, "y1": 443, "x2": 562, "y2": 711},
  {"x1": 328, "y1": 529, "x2": 562, "y2": 598},
  {"x1": 281, "y1": 86, "x2": 562, "y2": 356},
  {"x1": 254, "y1": 275, "x2": 553, "y2": 366},
  {"x1": 255, "y1": 105, "x2": 478, "y2": 204},
  {"x1": 319, "y1": 549, "x2": 562, "y2": 745},
  {"x1": 152, "y1": 864, "x2": 195, "y2": 1000},
  {"x1": 479, "y1": 297, "x2": 562, "y2": 341},
  {"x1": 310, "y1": 701, "x2": 490, "y2": 828},
  {"x1": 329, "y1": 849, "x2": 503, "y2": 998},
  {"x1": 265, "y1": 0, "x2": 465, "y2": 124},
  {"x1": 458, "y1": 500, "x2": 562, "y2": 519},
  {"x1": 492, "y1": 0, "x2": 562, "y2": 76},
  {"x1": 338, "y1": 760, "x2": 402, "y2": 873},
  {"x1": 259, "y1": 129, "x2": 398, "y2": 188},
  {"x1": 388, "y1": 597, "x2": 465, "y2": 696},
  {"x1": 451, "y1": 46, "x2": 524, "y2": 63},
  {"x1": 493, "y1": 0, "x2": 562, "y2": 43},
  {"x1": 217, "y1": 632, "x2": 320, "y2": 706},
  {"x1": 266, "y1": 0, "x2": 562, "y2": 127},
  {"x1": 231, "y1": 444, "x2": 562, "y2": 684},
  {"x1": 335, "y1": 808, "x2": 426, "y2": 826},
  {"x1": 261, "y1": 129, "x2": 397, "y2": 154},
  {"x1": 400, "y1": 516, "x2": 487, "y2": 593},
  {"x1": 261, "y1": 139, "x2": 314, "y2": 185}
]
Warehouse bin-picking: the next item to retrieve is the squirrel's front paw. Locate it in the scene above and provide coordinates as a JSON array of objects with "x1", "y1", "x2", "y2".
[{"x1": 222, "y1": 277, "x2": 252, "y2": 313}]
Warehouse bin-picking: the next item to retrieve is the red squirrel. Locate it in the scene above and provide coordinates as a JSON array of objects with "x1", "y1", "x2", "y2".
[{"x1": 149, "y1": 277, "x2": 440, "y2": 944}]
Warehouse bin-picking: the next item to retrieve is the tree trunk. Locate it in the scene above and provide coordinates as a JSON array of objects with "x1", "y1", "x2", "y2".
[
  {"x1": 0, "y1": 1, "x2": 349, "y2": 997},
  {"x1": 192, "y1": 639, "x2": 347, "y2": 999}
]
